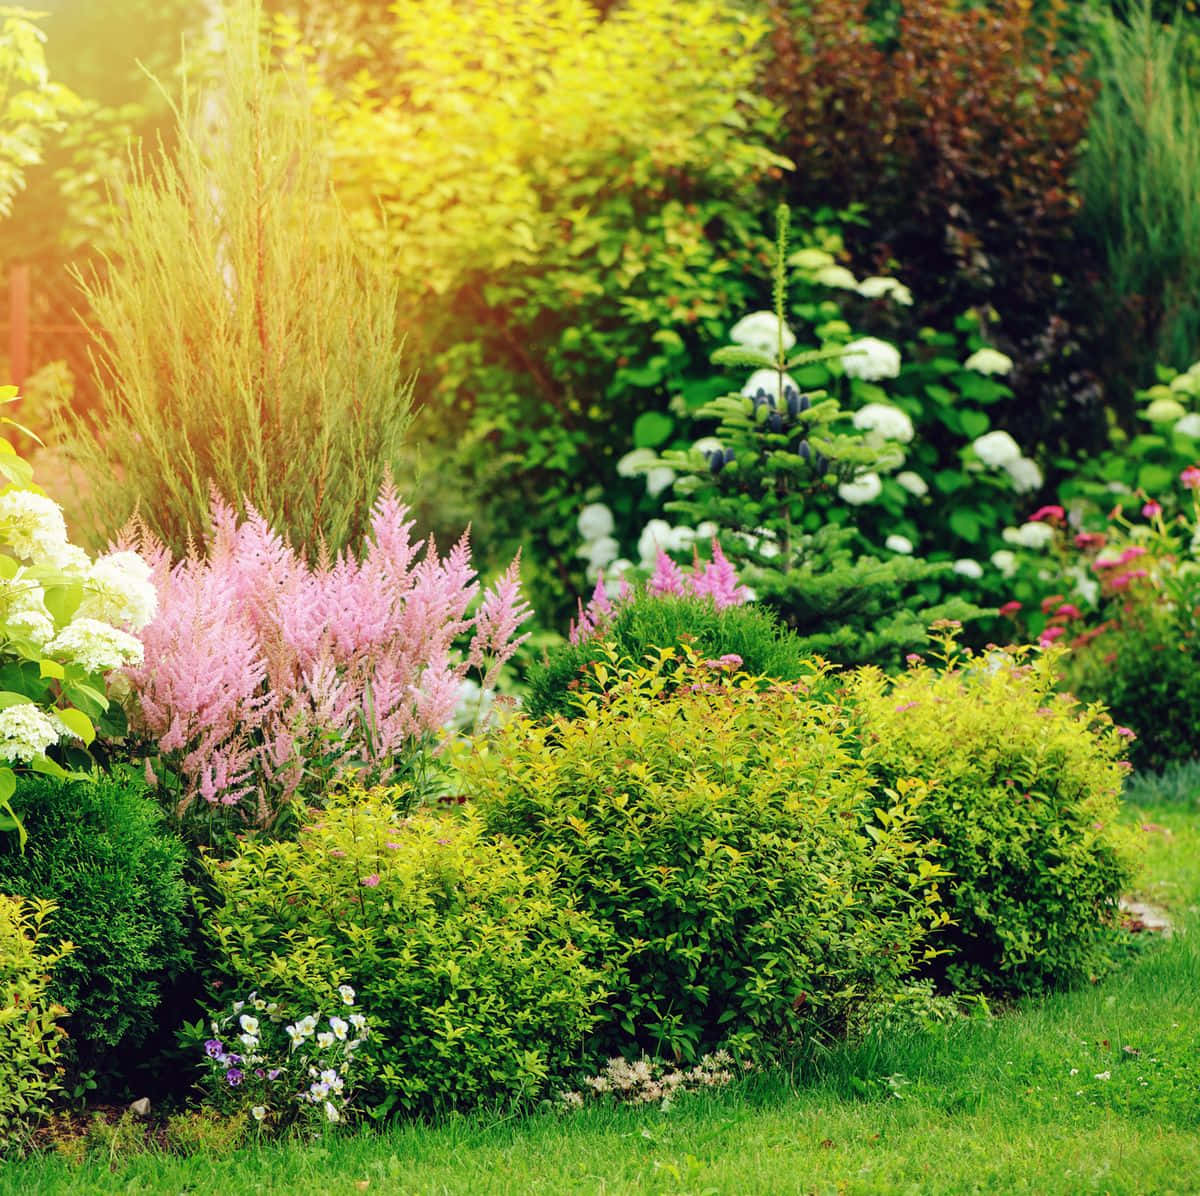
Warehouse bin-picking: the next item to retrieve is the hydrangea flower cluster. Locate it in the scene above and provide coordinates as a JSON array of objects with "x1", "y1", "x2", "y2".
[{"x1": 197, "y1": 987, "x2": 369, "y2": 1134}]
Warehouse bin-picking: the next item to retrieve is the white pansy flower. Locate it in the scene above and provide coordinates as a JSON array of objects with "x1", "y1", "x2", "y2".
[
  {"x1": 0, "y1": 704, "x2": 61, "y2": 763},
  {"x1": 895, "y1": 471, "x2": 929, "y2": 497},
  {"x1": 852, "y1": 402, "x2": 914, "y2": 444},
  {"x1": 324, "y1": 1101, "x2": 340, "y2": 1123},
  {"x1": 316, "y1": 1031, "x2": 334, "y2": 1049},
  {"x1": 842, "y1": 338, "x2": 902, "y2": 381},
  {"x1": 1004, "y1": 456, "x2": 1043, "y2": 494},
  {"x1": 239, "y1": 1033, "x2": 258, "y2": 1049},
  {"x1": 251, "y1": 1106, "x2": 267, "y2": 1121},
  {"x1": 1174, "y1": 412, "x2": 1200, "y2": 438},
  {"x1": 838, "y1": 472, "x2": 883, "y2": 505},
  {"x1": 0, "y1": 490, "x2": 68, "y2": 559},
  {"x1": 329, "y1": 1016, "x2": 349, "y2": 1041},
  {"x1": 349, "y1": 1013, "x2": 367, "y2": 1030},
  {"x1": 789, "y1": 247, "x2": 836, "y2": 271},
  {"x1": 741, "y1": 369, "x2": 798, "y2": 400},
  {"x1": 1146, "y1": 397, "x2": 1187, "y2": 424},
  {"x1": 46, "y1": 618, "x2": 144, "y2": 674},
  {"x1": 645, "y1": 466, "x2": 675, "y2": 497},
  {"x1": 729, "y1": 311, "x2": 796, "y2": 356},
  {"x1": 577, "y1": 503, "x2": 615, "y2": 543},
  {"x1": 238, "y1": 1014, "x2": 260, "y2": 1036},
  {"x1": 1014, "y1": 521, "x2": 1054, "y2": 550},
  {"x1": 858, "y1": 276, "x2": 913, "y2": 305},
  {"x1": 338, "y1": 985, "x2": 355, "y2": 1005},
  {"x1": 963, "y1": 347, "x2": 1014, "y2": 376},
  {"x1": 953, "y1": 559, "x2": 984, "y2": 579},
  {"x1": 885, "y1": 534, "x2": 914, "y2": 555},
  {"x1": 990, "y1": 549, "x2": 1017, "y2": 577},
  {"x1": 972, "y1": 430, "x2": 1022, "y2": 468},
  {"x1": 814, "y1": 264, "x2": 859, "y2": 290},
  {"x1": 77, "y1": 552, "x2": 158, "y2": 632}
]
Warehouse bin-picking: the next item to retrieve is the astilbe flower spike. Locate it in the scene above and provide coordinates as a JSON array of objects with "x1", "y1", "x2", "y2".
[{"x1": 123, "y1": 488, "x2": 530, "y2": 821}]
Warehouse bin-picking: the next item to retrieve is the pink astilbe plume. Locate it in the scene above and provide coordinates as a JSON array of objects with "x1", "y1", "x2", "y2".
[
  {"x1": 647, "y1": 549, "x2": 689, "y2": 598},
  {"x1": 122, "y1": 488, "x2": 531, "y2": 823},
  {"x1": 690, "y1": 540, "x2": 752, "y2": 609}
]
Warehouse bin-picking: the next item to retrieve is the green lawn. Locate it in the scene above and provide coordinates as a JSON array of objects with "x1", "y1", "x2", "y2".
[{"x1": 3, "y1": 782, "x2": 1197, "y2": 1196}]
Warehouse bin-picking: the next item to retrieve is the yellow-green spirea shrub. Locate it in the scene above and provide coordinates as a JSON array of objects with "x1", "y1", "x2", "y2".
[
  {"x1": 464, "y1": 648, "x2": 949, "y2": 1063},
  {"x1": 197, "y1": 790, "x2": 611, "y2": 1119},
  {"x1": 847, "y1": 635, "x2": 1139, "y2": 995},
  {"x1": 0, "y1": 895, "x2": 71, "y2": 1145}
]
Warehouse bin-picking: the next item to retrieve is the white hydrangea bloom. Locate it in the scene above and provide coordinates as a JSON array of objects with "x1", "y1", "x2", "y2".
[
  {"x1": 1146, "y1": 397, "x2": 1187, "y2": 424},
  {"x1": 963, "y1": 348, "x2": 1014, "y2": 376},
  {"x1": 41, "y1": 541, "x2": 91, "y2": 579},
  {"x1": 606, "y1": 558, "x2": 636, "y2": 579},
  {"x1": 741, "y1": 369, "x2": 798, "y2": 400},
  {"x1": 953, "y1": 558, "x2": 984, "y2": 579},
  {"x1": 1013, "y1": 521, "x2": 1054, "y2": 550},
  {"x1": 729, "y1": 311, "x2": 796, "y2": 357},
  {"x1": 1174, "y1": 413, "x2": 1200, "y2": 439},
  {"x1": 637, "y1": 519, "x2": 674, "y2": 566},
  {"x1": 852, "y1": 402, "x2": 915, "y2": 444},
  {"x1": 858, "y1": 276, "x2": 913, "y2": 305},
  {"x1": 789, "y1": 248, "x2": 836, "y2": 271},
  {"x1": 695, "y1": 521, "x2": 719, "y2": 540},
  {"x1": 0, "y1": 490, "x2": 68, "y2": 560},
  {"x1": 616, "y1": 448, "x2": 657, "y2": 478},
  {"x1": 0, "y1": 704, "x2": 62, "y2": 763},
  {"x1": 577, "y1": 504, "x2": 615, "y2": 544},
  {"x1": 885, "y1": 534, "x2": 914, "y2": 555},
  {"x1": 895, "y1": 470, "x2": 929, "y2": 497},
  {"x1": 838, "y1": 472, "x2": 883, "y2": 505},
  {"x1": 579, "y1": 536, "x2": 620, "y2": 571},
  {"x1": 1066, "y1": 565, "x2": 1099, "y2": 606},
  {"x1": 77, "y1": 552, "x2": 158, "y2": 632},
  {"x1": 692, "y1": 437, "x2": 723, "y2": 457},
  {"x1": 814, "y1": 264, "x2": 859, "y2": 290},
  {"x1": 972, "y1": 430, "x2": 1022, "y2": 468},
  {"x1": 842, "y1": 338, "x2": 902, "y2": 381},
  {"x1": 46, "y1": 617, "x2": 144, "y2": 674},
  {"x1": 990, "y1": 548, "x2": 1017, "y2": 577},
  {"x1": 645, "y1": 466, "x2": 676, "y2": 497},
  {"x1": 1004, "y1": 456, "x2": 1044, "y2": 493}
]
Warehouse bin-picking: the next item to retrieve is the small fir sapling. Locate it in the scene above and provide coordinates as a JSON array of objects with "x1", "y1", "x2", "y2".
[{"x1": 654, "y1": 207, "x2": 984, "y2": 666}]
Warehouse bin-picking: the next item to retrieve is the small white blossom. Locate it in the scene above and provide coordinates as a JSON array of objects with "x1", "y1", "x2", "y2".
[
  {"x1": 814, "y1": 264, "x2": 859, "y2": 290},
  {"x1": 1004, "y1": 456, "x2": 1044, "y2": 494},
  {"x1": 46, "y1": 618, "x2": 144, "y2": 674},
  {"x1": 578, "y1": 535, "x2": 620, "y2": 571},
  {"x1": 77, "y1": 552, "x2": 158, "y2": 632},
  {"x1": 858, "y1": 276, "x2": 913, "y2": 305},
  {"x1": 1094, "y1": 1071, "x2": 1111, "y2": 1081},
  {"x1": 729, "y1": 311, "x2": 796, "y2": 357},
  {"x1": 239, "y1": 1033, "x2": 258, "y2": 1049},
  {"x1": 238, "y1": 1014, "x2": 260, "y2": 1036},
  {"x1": 0, "y1": 703, "x2": 61, "y2": 763},
  {"x1": 616, "y1": 448, "x2": 657, "y2": 478},
  {"x1": 577, "y1": 503, "x2": 615, "y2": 544},
  {"x1": 251, "y1": 1106, "x2": 267, "y2": 1121},
  {"x1": 990, "y1": 549, "x2": 1017, "y2": 577},
  {"x1": 329, "y1": 1016, "x2": 349, "y2": 1041},
  {"x1": 338, "y1": 984, "x2": 356, "y2": 1006},
  {"x1": 741, "y1": 369, "x2": 798, "y2": 400},
  {"x1": 1174, "y1": 412, "x2": 1200, "y2": 438},
  {"x1": 1013, "y1": 521, "x2": 1054, "y2": 550},
  {"x1": 842, "y1": 338, "x2": 902, "y2": 381},
  {"x1": 692, "y1": 437, "x2": 723, "y2": 457},
  {"x1": 316, "y1": 1031, "x2": 335, "y2": 1049},
  {"x1": 1146, "y1": 397, "x2": 1187, "y2": 424},
  {"x1": 895, "y1": 471, "x2": 929, "y2": 497},
  {"x1": 789, "y1": 247, "x2": 836, "y2": 271},
  {"x1": 838, "y1": 472, "x2": 883, "y2": 505},
  {"x1": 963, "y1": 347, "x2": 1014, "y2": 376},
  {"x1": 853, "y1": 402, "x2": 914, "y2": 444},
  {"x1": 952, "y1": 558, "x2": 984, "y2": 579},
  {"x1": 0, "y1": 490, "x2": 68, "y2": 559},
  {"x1": 349, "y1": 1013, "x2": 367, "y2": 1030},
  {"x1": 885, "y1": 534, "x2": 914, "y2": 555},
  {"x1": 637, "y1": 519, "x2": 674, "y2": 566},
  {"x1": 972, "y1": 430, "x2": 1022, "y2": 468},
  {"x1": 645, "y1": 466, "x2": 676, "y2": 497},
  {"x1": 41, "y1": 541, "x2": 91, "y2": 578},
  {"x1": 324, "y1": 1100, "x2": 340, "y2": 1123}
]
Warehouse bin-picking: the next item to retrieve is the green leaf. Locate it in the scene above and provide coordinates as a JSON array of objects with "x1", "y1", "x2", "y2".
[
  {"x1": 960, "y1": 410, "x2": 990, "y2": 438},
  {"x1": 29, "y1": 755, "x2": 69, "y2": 780},
  {"x1": 1137, "y1": 462, "x2": 1174, "y2": 493},
  {"x1": 949, "y1": 509, "x2": 981, "y2": 543},
  {"x1": 54, "y1": 707, "x2": 95, "y2": 746},
  {"x1": 0, "y1": 690, "x2": 35, "y2": 708},
  {"x1": 38, "y1": 658, "x2": 65, "y2": 681},
  {"x1": 934, "y1": 470, "x2": 969, "y2": 495},
  {"x1": 632, "y1": 411, "x2": 674, "y2": 449}
]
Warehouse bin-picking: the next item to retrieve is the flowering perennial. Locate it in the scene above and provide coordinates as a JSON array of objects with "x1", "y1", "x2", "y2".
[{"x1": 124, "y1": 485, "x2": 530, "y2": 819}]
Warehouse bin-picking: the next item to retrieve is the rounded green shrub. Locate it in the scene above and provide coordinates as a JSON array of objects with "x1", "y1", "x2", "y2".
[
  {"x1": 525, "y1": 593, "x2": 822, "y2": 721},
  {"x1": 0, "y1": 773, "x2": 194, "y2": 1070},
  {"x1": 465, "y1": 647, "x2": 947, "y2": 1063},
  {"x1": 198, "y1": 790, "x2": 611, "y2": 1118},
  {"x1": 0, "y1": 895, "x2": 70, "y2": 1145},
  {"x1": 847, "y1": 635, "x2": 1139, "y2": 995}
]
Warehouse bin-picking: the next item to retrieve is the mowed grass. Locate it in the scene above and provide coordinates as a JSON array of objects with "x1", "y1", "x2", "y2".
[{"x1": 3, "y1": 783, "x2": 1197, "y2": 1196}]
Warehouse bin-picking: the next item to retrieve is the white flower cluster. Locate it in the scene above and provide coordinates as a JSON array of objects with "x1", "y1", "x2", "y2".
[
  {"x1": 46, "y1": 617, "x2": 144, "y2": 674},
  {"x1": 0, "y1": 703, "x2": 66, "y2": 764},
  {"x1": 852, "y1": 402, "x2": 914, "y2": 445},
  {"x1": 838, "y1": 472, "x2": 882, "y2": 505},
  {"x1": 637, "y1": 518, "x2": 716, "y2": 567},
  {"x1": 963, "y1": 347, "x2": 1014, "y2": 376},
  {"x1": 1142, "y1": 363, "x2": 1200, "y2": 436},
  {"x1": 1002, "y1": 522, "x2": 1055, "y2": 550},
  {"x1": 77, "y1": 551, "x2": 158, "y2": 632},
  {"x1": 616, "y1": 448, "x2": 675, "y2": 498},
  {"x1": 741, "y1": 369, "x2": 799, "y2": 400},
  {"x1": 842, "y1": 337, "x2": 902, "y2": 382},
  {"x1": 729, "y1": 311, "x2": 796, "y2": 357},
  {"x1": 0, "y1": 490, "x2": 67, "y2": 560},
  {"x1": 971, "y1": 431, "x2": 1043, "y2": 494}
]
